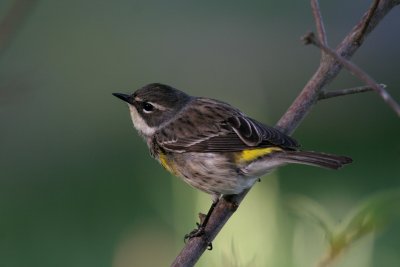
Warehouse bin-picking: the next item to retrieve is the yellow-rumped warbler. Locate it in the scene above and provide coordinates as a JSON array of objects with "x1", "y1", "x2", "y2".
[{"x1": 113, "y1": 83, "x2": 352, "y2": 239}]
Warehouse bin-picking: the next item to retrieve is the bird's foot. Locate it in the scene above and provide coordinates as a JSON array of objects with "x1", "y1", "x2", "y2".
[
  {"x1": 184, "y1": 222, "x2": 205, "y2": 242},
  {"x1": 183, "y1": 223, "x2": 213, "y2": 250}
]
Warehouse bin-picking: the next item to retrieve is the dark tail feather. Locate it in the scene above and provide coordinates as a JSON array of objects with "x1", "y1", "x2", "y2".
[{"x1": 277, "y1": 151, "x2": 352, "y2": 170}]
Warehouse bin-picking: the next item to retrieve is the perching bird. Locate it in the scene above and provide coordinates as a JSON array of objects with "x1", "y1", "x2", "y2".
[{"x1": 113, "y1": 83, "x2": 352, "y2": 239}]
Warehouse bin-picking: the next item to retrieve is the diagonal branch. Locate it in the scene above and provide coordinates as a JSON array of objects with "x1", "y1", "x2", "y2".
[
  {"x1": 303, "y1": 32, "x2": 400, "y2": 116},
  {"x1": 171, "y1": 1, "x2": 400, "y2": 266},
  {"x1": 311, "y1": 0, "x2": 328, "y2": 46},
  {"x1": 355, "y1": 0, "x2": 381, "y2": 44},
  {"x1": 276, "y1": 0, "x2": 399, "y2": 135}
]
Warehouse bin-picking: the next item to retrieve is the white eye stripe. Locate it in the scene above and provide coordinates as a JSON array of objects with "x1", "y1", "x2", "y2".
[{"x1": 144, "y1": 101, "x2": 168, "y2": 111}]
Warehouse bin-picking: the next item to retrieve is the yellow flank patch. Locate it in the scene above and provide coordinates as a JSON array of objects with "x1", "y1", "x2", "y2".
[
  {"x1": 159, "y1": 153, "x2": 175, "y2": 174},
  {"x1": 236, "y1": 147, "x2": 282, "y2": 162}
]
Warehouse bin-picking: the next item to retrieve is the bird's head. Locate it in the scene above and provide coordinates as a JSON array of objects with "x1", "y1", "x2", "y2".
[{"x1": 113, "y1": 83, "x2": 192, "y2": 137}]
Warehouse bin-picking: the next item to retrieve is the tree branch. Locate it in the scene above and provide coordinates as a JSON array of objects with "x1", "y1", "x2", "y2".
[
  {"x1": 318, "y1": 84, "x2": 381, "y2": 100},
  {"x1": 303, "y1": 32, "x2": 400, "y2": 116},
  {"x1": 355, "y1": 0, "x2": 381, "y2": 45},
  {"x1": 171, "y1": 1, "x2": 400, "y2": 266},
  {"x1": 311, "y1": 0, "x2": 328, "y2": 46},
  {"x1": 276, "y1": 0, "x2": 399, "y2": 135}
]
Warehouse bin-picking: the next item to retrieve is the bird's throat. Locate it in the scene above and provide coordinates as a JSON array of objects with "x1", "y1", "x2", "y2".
[{"x1": 128, "y1": 105, "x2": 157, "y2": 136}]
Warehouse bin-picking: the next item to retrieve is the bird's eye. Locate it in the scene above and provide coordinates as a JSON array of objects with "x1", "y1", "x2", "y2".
[{"x1": 142, "y1": 102, "x2": 154, "y2": 113}]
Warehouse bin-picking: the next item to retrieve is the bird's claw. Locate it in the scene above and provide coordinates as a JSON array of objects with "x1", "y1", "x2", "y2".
[
  {"x1": 183, "y1": 226, "x2": 213, "y2": 250},
  {"x1": 184, "y1": 226, "x2": 205, "y2": 242}
]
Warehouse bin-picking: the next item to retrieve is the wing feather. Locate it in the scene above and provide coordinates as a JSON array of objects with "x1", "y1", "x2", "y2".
[{"x1": 155, "y1": 98, "x2": 299, "y2": 152}]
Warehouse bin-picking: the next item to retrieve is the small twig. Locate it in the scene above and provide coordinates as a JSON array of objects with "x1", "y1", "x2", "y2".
[
  {"x1": 303, "y1": 32, "x2": 400, "y2": 116},
  {"x1": 318, "y1": 84, "x2": 381, "y2": 100},
  {"x1": 311, "y1": 0, "x2": 328, "y2": 46}
]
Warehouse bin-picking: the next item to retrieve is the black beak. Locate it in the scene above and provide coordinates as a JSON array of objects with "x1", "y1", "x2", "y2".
[{"x1": 112, "y1": 93, "x2": 134, "y2": 104}]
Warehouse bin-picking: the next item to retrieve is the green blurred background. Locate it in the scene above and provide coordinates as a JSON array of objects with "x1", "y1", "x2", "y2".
[{"x1": 0, "y1": 0, "x2": 399, "y2": 266}]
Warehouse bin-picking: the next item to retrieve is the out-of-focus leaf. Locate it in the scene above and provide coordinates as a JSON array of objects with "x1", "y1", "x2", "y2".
[
  {"x1": 333, "y1": 189, "x2": 400, "y2": 249},
  {"x1": 286, "y1": 194, "x2": 335, "y2": 241},
  {"x1": 289, "y1": 189, "x2": 400, "y2": 267}
]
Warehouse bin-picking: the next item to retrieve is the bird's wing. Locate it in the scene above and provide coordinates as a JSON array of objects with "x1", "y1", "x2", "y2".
[{"x1": 155, "y1": 98, "x2": 299, "y2": 153}]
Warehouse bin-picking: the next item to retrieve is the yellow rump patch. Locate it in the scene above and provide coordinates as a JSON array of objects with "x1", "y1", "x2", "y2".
[
  {"x1": 159, "y1": 153, "x2": 175, "y2": 174},
  {"x1": 236, "y1": 147, "x2": 282, "y2": 162}
]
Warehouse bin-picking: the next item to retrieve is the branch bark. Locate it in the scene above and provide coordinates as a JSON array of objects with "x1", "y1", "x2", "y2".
[
  {"x1": 303, "y1": 32, "x2": 400, "y2": 116},
  {"x1": 171, "y1": 1, "x2": 400, "y2": 266},
  {"x1": 311, "y1": 0, "x2": 328, "y2": 62},
  {"x1": 276, "y1": 0, "x2": 399, "y2": 135},
  {"x1": 318, "y1": 84, "x2": 379, "y2": 100}
]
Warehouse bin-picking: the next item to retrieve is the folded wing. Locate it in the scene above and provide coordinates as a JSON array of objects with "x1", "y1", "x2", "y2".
[{"x1": 155, "y1": 98, "x2": 299, "y2": 153}]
